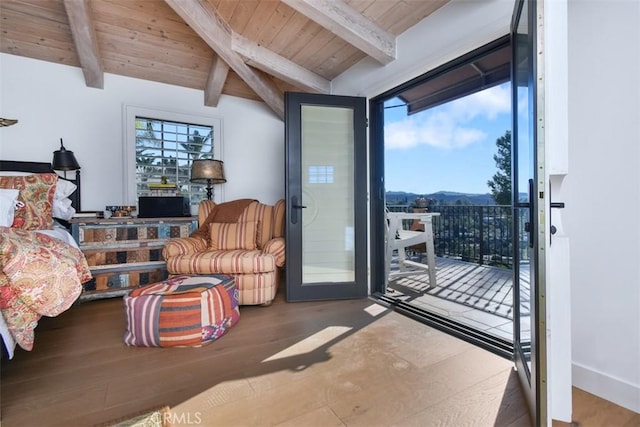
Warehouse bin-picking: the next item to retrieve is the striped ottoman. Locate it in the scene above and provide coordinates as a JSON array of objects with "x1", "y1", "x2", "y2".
[{"x1": 124, "y1": 275, "x2": 239, "y2": 347}]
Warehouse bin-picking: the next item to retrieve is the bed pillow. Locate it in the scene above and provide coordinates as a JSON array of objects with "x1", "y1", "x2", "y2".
[
  {"x1": 209, "y1": 221, "x2": 258, "y2": 251},
  {"x1": 0, "y1": 172, "x2": 76, "y2": 220},
  {"x1": 0, "y1": 174, "x2": 57, "y2": 230},
  {"x1": 52, "y1": 197, "x2": 75, "y2": 220},
  {"x1": 54, "y1": 178, "x2": 77, "y2": 200},
  {"x1": 0, "y1": 189, "x2": 20, "y2": 227},
  {"x1": 52, "y1": 179, "x2": 76, "y2": 220},
  {"x1": 0, "y1": 171, "x2": 76, "y2": 202}
]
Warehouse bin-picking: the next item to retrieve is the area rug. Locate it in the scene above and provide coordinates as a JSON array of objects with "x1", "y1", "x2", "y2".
[{"x1": 97, "y1": 406, "x2": 171, "y2": 427}]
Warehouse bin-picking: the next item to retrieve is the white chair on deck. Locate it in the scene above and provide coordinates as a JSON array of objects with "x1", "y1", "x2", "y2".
[{"x1": 385, "y1": 211, "x2": 440, "y2": 288}]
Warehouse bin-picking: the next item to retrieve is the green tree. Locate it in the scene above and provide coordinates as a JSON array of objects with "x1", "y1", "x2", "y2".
[
  {"x1": 487, "y1": 130, "x2": 511, "y2": 205},
  {"x1": 135, "y1": 120, "x2": 159, "y2": 183},
  {"x1": 180, "y1": 129, "x2": 213, "y2": 161},
  {"x1": 177, "y1": 128, "x2": 213, "y2": 199}
]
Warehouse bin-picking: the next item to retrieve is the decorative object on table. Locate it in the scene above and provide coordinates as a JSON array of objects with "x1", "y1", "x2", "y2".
[
  {"x1": 73, "y1": 211, "x2": 104, "y2": 219},
  {"x1": 190, "y1": 159, "x2": 226, "y2": 200},
  {"x1": 105, "y1": 205, "x2": 137, "y2": 218},
  {"x1": 147, "y1": 182, "x2": 178, "y2": 197},
  {"x1": 0, "y1": 118, "x2": 18, "y2": 127}
]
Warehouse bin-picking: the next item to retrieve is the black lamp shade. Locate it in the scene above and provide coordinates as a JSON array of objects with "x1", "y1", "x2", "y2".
[{"x1": 52, "y1": 138, "x2": 81, "y2": 171}]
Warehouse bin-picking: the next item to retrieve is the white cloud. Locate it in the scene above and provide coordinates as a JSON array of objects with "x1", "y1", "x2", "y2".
[
  {"x1": 451, "y1": 83, "x2": 512, "y2": 120},
  {"x1": 385, "y1": 83, "x2": 510, "y2": 150}
]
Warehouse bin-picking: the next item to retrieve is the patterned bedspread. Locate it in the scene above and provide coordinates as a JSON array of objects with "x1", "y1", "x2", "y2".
[{"x1": 0, "y1": 227, "x2": 91, "y2": 354}]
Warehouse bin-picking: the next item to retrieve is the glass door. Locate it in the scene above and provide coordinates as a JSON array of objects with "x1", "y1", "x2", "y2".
[
  {"x1": 512, "y1": 0, "x2": 547, "y2": 424},
  {"x1": 285, "y1": 92, "x2": 368, "y2": 301}
]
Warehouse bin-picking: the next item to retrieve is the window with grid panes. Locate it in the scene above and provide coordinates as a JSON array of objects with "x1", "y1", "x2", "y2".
[{"x1": 135, "y1": 117, "x2": 215, "y2": 205}]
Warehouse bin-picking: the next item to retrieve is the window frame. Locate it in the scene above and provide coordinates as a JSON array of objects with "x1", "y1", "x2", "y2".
[{"x1": 124, "y1": 105, "x2": 224, "y2": 207}]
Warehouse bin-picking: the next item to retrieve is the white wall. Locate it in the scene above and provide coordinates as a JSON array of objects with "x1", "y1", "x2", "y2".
[
  {"x1": 0, "y1": 54, "x2": 285, "y2": 209},
  {"x1": 566, "y1": 0, "x2": 640, "y2": 413}
]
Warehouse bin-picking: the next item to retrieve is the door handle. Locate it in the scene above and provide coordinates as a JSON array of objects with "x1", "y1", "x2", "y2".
[
  {"x1": 549, "y1": 183, "x2": 566, "y2": 244},
  {"x1": 290, "y1": 196, "x2": 306, "y2": 225}
]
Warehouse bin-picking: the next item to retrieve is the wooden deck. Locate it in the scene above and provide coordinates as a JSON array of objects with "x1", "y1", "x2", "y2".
[{"x1": 387, "y1": 257, "x2": 528, "y2": 342}]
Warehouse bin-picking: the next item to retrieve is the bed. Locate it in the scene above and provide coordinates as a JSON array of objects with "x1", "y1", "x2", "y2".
[{"x1": 0, "y1": 160, "x2": 91, "y2": 359}]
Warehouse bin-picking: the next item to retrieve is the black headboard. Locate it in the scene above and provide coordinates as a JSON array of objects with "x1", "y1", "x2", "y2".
[{"x1": 0, "y1": 160, "x2": 81, "y2": 211}]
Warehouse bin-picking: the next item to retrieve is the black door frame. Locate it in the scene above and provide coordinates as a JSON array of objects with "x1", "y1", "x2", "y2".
[
  {"x1": 511, "y1": 0, "x2": 546, "y2": 423},
  {"x1": 285, "y1": 92, "x2": 369, "y2": 302}
]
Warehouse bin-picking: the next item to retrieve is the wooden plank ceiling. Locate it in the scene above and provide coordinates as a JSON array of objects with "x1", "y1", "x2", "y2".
[{"x1": 0, "y1": 0, "x2": 450, "y2": 119}]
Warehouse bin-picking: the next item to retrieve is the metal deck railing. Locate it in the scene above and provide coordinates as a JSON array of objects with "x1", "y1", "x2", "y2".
[{"x1": 386, "y1": 204, "x2": 529, "y2": 268}]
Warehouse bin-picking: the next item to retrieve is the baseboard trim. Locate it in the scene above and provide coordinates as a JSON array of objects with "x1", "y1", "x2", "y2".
[{"x1": 572, "y1": 362, "x2": 640, "y2": 413}]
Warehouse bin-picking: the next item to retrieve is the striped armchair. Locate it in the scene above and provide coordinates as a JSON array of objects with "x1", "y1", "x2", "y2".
[{"x1": 162, "y1": 199, "x2": 285, "y2": 305}]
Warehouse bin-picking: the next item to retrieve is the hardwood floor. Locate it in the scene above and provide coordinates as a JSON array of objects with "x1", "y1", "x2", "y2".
[
  {"x1": 553, "y1": 388, "x2": 640, "y2": 427},
  {"x1": 0, "y1": 292, "x2": 635, "y2": 426}
]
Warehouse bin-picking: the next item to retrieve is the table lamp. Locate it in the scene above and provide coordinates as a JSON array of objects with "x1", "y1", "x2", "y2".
[{"x1": 190, "y1": 159, "x2": 226, "y2": 200}]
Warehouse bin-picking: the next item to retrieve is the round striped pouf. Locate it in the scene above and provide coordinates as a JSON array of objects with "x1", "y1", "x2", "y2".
[{"x1": 123, "y1": 275, "x2": 238, "y2": 347}]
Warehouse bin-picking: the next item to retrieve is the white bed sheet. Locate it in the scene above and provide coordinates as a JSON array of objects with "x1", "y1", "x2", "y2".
[
  {"x1": 0, "y1": 311, "x2": 16, "y2": 359},
  {"x1": 36, "y1": 223, "x2": 78, "y2": 249}
]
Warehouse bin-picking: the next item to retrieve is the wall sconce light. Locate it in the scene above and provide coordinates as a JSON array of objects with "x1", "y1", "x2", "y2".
[
  {"x1": 52, "y1": 138, "x2": 82, "y2": 210},
  {"x1": 0, "y1": 118, "x2": 18, "y2": 127},
  {"x1": 52, "y1": 138, "x2": 81, "y2": 179},
  {"x1": 190, "y1": 159, "x2": 226, "y2": 200}
]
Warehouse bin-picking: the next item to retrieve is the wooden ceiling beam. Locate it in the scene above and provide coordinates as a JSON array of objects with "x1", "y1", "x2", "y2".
[
  {"x1": 63, "y1": 0, "x2": 104, "y2": 89},
  {"x1": 204, "y1": 55, "x2": 230, "y2": 107},
  {"x1": 282, "y1": 0, "x2": 396, "y2": 65},
  {"x1": 231, "y1": 33, "x2": 330, "y2": 94},
  {"x1": 164, "y1": 0, "x2": 284, "y2": 120}
]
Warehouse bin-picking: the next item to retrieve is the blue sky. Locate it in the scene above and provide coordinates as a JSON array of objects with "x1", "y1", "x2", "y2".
[{"x1": 384, "y1": 82, "x2": 512, "y2": 195}]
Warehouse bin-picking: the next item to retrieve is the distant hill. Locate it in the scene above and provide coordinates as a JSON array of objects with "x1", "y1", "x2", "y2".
[{"x1": 386, "y1": 191, "x2": 496, "y2": 206}]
